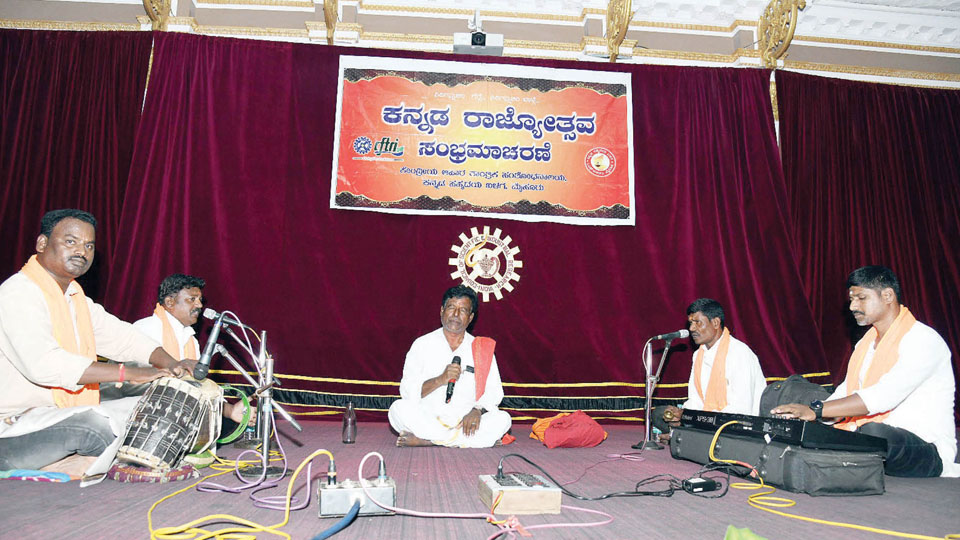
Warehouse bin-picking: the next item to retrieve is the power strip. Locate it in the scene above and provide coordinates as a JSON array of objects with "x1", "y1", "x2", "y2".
[
  {"x1": 318, "y1": 477, "x2": 396, "y2": 518},
  {"x1": 478, "y1": 473, "x2": 562, "y2": 515}
]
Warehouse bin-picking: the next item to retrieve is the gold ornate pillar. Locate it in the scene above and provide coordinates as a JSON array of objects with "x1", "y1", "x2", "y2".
[
  {"x1": 323, "y1": 0, "x2": 339, "y2": 45},
  {"x1": 142, "y1": 0, "x2": 172, "y2": 31},
  {"x1": 606, "y1": 0, "x2": 632, "y2": 63},
  {"x1": 758, "y1": 0, "x2": 806, "y2": 69}
]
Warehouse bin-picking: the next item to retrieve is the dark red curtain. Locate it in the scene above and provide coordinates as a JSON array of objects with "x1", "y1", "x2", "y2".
[
  {"x1": 777, "y1": 71, "x2": 960, "y2": 419},
  {"x1": 104, "y1": 33, "x2": 825, "y2": 418},
  {"x1": 0, "y1": 30, "x2": 153, "y2": 297}
]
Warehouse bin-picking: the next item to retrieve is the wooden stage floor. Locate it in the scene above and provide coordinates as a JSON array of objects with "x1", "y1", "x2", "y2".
[{"x1": 1, "y1": 421, "x2": 957, "y2": 539}]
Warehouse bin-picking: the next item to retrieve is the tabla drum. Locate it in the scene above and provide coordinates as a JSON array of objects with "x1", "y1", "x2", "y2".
[
  {"x1": 190, "y1": 376, "x2": 224, "y2": 457},
  {"x1": 117, "y1": 376, "x2": 221, "y2": 471}
]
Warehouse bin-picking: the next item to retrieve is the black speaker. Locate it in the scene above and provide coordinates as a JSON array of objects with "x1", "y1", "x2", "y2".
[{"x1": 471, "y1": 32, "x2": 486, "y2": 47}]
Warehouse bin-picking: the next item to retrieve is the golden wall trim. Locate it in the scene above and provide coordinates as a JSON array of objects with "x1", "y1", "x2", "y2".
[
  {"x1": 165, "y1": 16, "x2": 199, "y2": 29},
  {"x1": 631, "y1": 19, "x2": 756, "y2": 33},
  {"x1": 758, "y1": 0, "x2": 806, "y2": 68},
  {"x1": 793, "y1": 35, "x2": 960, "y2": 55},
  {"x1": 195, "y1": 0, "x2": 314, "y2": 7},
  {"x1": 632, "y1": 47, "x2": 761, "y2": 64},
  {"x1": 507, "y1": 39, "x2": 582, "y2": 52},
  {"x1": 198, "y1": 24, "x2": 309, "y2": 38},
  {"x1": 0, "y1": 19, "x2": 142, "y2": 31},
  {"x1": 359, "y1": 31, "x2": 452, "y2": 44},
  {"x1": 606, "y1": 0, "x2": 632, "y2": 62},
  {"x1": 783, "y1": 60, "x2": 960, "y2": 83},
  {"x1": 356, "y1": 3, "x2": 585, "y2": 23}
]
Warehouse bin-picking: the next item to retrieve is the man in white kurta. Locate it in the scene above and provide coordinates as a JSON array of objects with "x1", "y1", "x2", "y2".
[
  {"x1": 388, "y1": 286, "x2": 511, "y2": 448},
  {"x1": 773, "y1": 266, "x2": 958, "y2": 478},
  {"x1": 680, "y1": 334, "x2": 766, "y2": 415},
  {"x1": 127, "y1": 273, "x2": 246, "y2": 425},
  {"x1": 0, "y1": 209, "x2": 181, "y2": 478}
]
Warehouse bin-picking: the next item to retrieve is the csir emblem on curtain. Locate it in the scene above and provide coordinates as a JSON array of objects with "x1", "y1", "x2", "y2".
[{"x1": 449, "y1": 226, "x2": 522, "y2": 302}]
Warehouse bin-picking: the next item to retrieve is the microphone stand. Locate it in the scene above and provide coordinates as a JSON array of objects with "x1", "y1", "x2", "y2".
[
  {"x1": 223, "y1": 327, "x2": 283, "y2": 389},
  {"x1": 215, "y1": 344, "x2": 302, "y2": 432},
  {"x1": 237, "y1": 331, "x2": 287, "y2": 479},
  {"x1": 632, "y1": 337, "x2": 677, "y2": 450}
]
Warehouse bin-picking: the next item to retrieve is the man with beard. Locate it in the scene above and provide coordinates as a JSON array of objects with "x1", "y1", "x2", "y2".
[
  {"x1": 0, "y1": 209, "x2": 186, "y2": 473},
  {"x1": 388, "y1": 285, "x2": 511, "y2": 447},
  {"x1": 773, "y1": 266, "x2": 957, "y2": 477},
  {"x1": 653, "y1": 298, "x2": 766, "y2": 443}
]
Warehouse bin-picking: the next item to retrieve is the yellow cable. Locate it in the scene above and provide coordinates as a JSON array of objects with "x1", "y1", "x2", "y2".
[
  {"x1": 148, "y1": 449, "x2": 335, "y2": 540},
  {"x1": 488, "y1": 491, "x2": 508, "y2": 525},
  {"x1": 707, "y1": 422, "x2": 956, "y2": 540}
]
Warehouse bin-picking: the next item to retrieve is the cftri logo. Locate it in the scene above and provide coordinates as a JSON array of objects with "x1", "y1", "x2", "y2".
[{"x1": 374, "y1": 137, "x2": 404, "y2": 157}]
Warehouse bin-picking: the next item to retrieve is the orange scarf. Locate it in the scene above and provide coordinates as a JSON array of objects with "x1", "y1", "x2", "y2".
[
  {"x1": 154, "y1": 303, "x2": 198, "y2": 360},
  {"x1": 692, "y1": 327, "x2": 731, "y2": 412},
  {"x1": 20, "y1": 255, "x2": 100, "y2": 407},
  {"x1": 471, "y1": 337, "x2": 496, "y2": 401},
  {"x1": 835, "y1": 306, "x2": 916, "y2": 431}
]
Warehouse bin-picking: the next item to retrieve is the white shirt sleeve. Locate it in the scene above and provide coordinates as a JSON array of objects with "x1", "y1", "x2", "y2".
[{"x1": 855, "y1": 328, "x2": 951, "y2": 415}]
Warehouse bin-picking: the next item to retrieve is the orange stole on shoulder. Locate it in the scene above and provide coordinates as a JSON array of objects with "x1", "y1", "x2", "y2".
[
  {"x1": 154, "y1": 303, "x2": 198, "y2": 360},
  {"x1": 20, "y1": 255, "x2": 99, "y2": 407},
  {"x1": 471, "y1": 337, "x2": 496, "y2": 401},
  {"x1": 692, "y1": 327, "x2": 731, "y2": 412},
  {"x1": 835, "y1": 306, "x2": 916, "y2": 431}
]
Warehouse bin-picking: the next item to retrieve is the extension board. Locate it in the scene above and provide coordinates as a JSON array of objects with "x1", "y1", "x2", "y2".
[{"x1": 477, "y1": 473, "x2": 562, "y2": 515}]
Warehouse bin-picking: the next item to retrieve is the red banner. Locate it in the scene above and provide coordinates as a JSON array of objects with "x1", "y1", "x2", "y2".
[{"x1": 331, "y1": 56, "x2": 634, "y2": 226}]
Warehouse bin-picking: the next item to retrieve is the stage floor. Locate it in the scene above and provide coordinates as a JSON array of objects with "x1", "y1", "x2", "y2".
[{"x1": 1, "y1": 421, "x2": 957, "y2": 539}]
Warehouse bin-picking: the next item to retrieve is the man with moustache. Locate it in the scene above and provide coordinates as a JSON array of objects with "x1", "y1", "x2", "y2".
[
  {"x1": 773, "y1": 266, "x2": 958, "y2": 477},
  {"x1": 388, "y1": 285, "x2": 511, "y2": 448},
  {"x1": 125, "y1": 273, "x2": 248, "y2": 424},
  {"x1": 0, "y1": 209, "x2": 188, "y2": 472},
  {"x1": 654, "y1": 298, "x2": 766, "y2": 443}
]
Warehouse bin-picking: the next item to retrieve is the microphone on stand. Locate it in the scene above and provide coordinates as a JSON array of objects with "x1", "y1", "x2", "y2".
[
  {"x1": 203, "y1": 308, "x2": 254, "y2": 330},
  {"x1": 652, "y1": 329, "x2": 690, "y2": 342},
  {"x1": 445, "y1": 356, "x2": 462, "y2": 403},
  {"x1": 194, "y1": 313, "x2": 225, "y2": 381}
]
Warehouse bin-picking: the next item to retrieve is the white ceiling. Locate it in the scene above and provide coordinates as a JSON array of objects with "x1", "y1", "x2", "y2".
[{"x1": 2, "y1": 0, "x2": 959, "y2": 86}]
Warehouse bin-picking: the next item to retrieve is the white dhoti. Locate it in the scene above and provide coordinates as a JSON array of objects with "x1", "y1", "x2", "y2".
[{"x1": 388, "y1": 399, "x2": 511, "y2": 448}]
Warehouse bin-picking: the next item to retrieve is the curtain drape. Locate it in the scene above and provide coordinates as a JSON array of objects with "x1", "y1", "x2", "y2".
[
  {"x1": 777, "y1": 70, "x2": 960, "y2": 420},
  {"x1": 103, "y1": 33, "x2": 826, "y2": 415},
  {"x1": 0, "y1": 29, "x2": 153, "y2": 297}
]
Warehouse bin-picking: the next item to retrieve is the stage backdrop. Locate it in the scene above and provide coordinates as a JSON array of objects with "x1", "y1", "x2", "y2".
[
  {"x1": 777, "y1": 71, "x2": 960, "y2": 421},
  {"x1": 103, "y1": 32, "x2": 828, "y2": 422},
  {"x1": 330, "y1": 55, "x2": 634, "y2": 226},
  {"x1": 0, "y1": 29, "x2": 152, "y2": 298}
]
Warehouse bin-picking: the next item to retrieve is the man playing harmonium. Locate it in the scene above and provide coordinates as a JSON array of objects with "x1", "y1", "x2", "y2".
[
  {"x1": 0, "y1": 209, "x2": 189, "y2": 475},
  {"x1": 653, "y1": 298, "x2": 767, "y2": 443},
  {"x1": 773, "y1": 266, "x2": 958, "y2": 477}
]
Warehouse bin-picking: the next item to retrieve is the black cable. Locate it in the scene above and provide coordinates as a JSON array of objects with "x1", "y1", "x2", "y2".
[{"x1": 496, "y1": 453, "x2": 732, "y2": 501}]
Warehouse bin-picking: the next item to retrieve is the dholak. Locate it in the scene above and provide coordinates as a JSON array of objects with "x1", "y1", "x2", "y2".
[{"x1": 117, "y1": 376, "x2": 221, "y2": 471}]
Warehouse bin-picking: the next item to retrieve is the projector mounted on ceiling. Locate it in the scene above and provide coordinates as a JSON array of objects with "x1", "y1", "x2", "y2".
[
  {"x1": 454, "y1": 10, "x2": 503, "y2": 56},
  {"x1": 453, "y1": 31, "x2": 504, "y2": 56}
]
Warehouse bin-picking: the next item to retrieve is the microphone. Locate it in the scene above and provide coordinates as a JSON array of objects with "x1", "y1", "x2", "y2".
[
  {"x1": 203, "y1": 308, "x2": 253, "y2": 330},
  {"x1": 652, "y1": 329, "x2": 690, "y2": 341},
  {"x1": 445, "y1": 356, "x2": 462, "y2": 403},
  {"x1": 195, "y1": 313, "x2": 225, "y2": 381}
]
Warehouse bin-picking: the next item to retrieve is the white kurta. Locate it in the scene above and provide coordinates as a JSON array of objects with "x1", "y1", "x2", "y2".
[
  {"x1": 682, "y1": 334, "x2": 766, "y2": 416},
  {"x1": 829, "y1": 321, "x2": 958, "y2": 477},
  {"x1": 0, "y1": 272, "x2": 159, "y2": 483},
  {"x1": 388, "y1": 328, "x2": 511, "y2": 447},
  {"x1": 132, "y1": 310, "x2": 199, "y2": 365}
]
